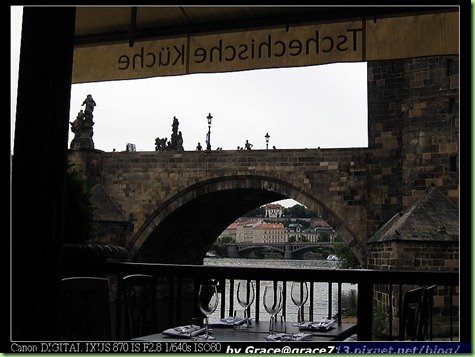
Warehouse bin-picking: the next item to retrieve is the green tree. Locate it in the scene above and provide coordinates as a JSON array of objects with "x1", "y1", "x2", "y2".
[
  {"x1": 295, "y1": 219, "x2": 311, "y2": 229},
  {"x1": 319, "y1": 232, "x2": 331, "y2": 242},
  {"x1": 282, "y1": 204, "x2": 317, "y2": 218},
  {"x1": 282, "y1": 219, "x2": 291, "y2": 228},
  {"x1": 218, "y1": 236, "x2": 235, "y2": 244},
  {"x1": 210, "y1": 236, "x2": 236, "y2": 257},
  {"x1": 242, "y1": 206, "x2": 265, "y2": 217},
  {"x1": 63, "y1": 165, "x2": 97, "y2": 243},
  {"x1": 372, "y1": 301, "x2": 388, "y2": 339},
  {"x1": 332, "y1": 234, "x2": 361, "y2": 269}
]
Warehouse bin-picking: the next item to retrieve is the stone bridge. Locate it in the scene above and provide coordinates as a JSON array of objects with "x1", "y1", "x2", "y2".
[
  {"x1": 227, "y1": 242, "x2": 334, "y2": 259},
  {"x1": 69, "y1": 147, "x2": 369, "y2": 264},
  {"x1": 68, "y1": 56, "x2": 459, "y2": 267}
]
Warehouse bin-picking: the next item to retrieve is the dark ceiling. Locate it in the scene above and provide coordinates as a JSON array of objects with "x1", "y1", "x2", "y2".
[{"x1": 74, "y1": 6, "x2": 456, "y2": 46}]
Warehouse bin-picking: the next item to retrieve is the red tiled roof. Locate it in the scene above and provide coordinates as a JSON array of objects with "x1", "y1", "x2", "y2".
[
  {"x1": 255, "y1": 223, "x2": 284, "y2": 229},
  {"x1": 265, "y1": 204, "x2": 284, "y2": 209},
  {"x1": 227, "y1": 222, "x2": 242, "y2": 229}
]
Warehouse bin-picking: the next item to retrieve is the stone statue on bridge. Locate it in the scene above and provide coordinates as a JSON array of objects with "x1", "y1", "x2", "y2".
[
  {"x1": 70, "y1": 110, "x2": 85, "y2": 134},
  {"x1": 155, "y1": 137, "x2": 168, "y2": 151},
  {"x1": 70, "y1": 96, "x2": 96, "y2": 150},
  {"x1": 155, "y1": 116, "x2": 184, "y2": 151},
  {"x1": 82, "y1": 94, "x2": 96, "y2": 121},
  {"x1": 172, "y1": 116, "x2": 179, "y2": 134},
  {"x1": 170, "y1": 116, "x2": 180, "y2": 150}
]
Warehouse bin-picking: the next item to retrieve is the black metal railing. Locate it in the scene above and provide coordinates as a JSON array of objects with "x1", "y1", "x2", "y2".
[{"x1": 100, "y1": 261, "x2": 459, "y2": 341}]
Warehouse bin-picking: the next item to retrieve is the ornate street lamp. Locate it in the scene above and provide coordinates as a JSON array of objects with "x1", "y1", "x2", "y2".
[
  {"x1": 206, "y1": 113, "x2": 213, "y2": 150},
  {"x1": 265, "y1": 132, "x2": 270, "y2": 150}
]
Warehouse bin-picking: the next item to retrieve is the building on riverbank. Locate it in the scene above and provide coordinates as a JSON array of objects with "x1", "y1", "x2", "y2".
[
  {"x1": 254, "y1": 222, "x2": 285, "y2": 243},
  {"x1": 264, "y1": 203, "x2": 284, "y2": 218}
]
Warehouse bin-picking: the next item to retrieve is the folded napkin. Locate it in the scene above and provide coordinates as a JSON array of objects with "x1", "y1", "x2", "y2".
[
  {"x1": 265, "y1": 333, "x2": 313, "y2": 341},
  {"x1": 209, "y1": 316, "x2": 248, "y2": 328},
  {"x1": 162, "y1": 325, "x2": 207, "y2": 338},
  {"x1": 293, "y1": 319, "x2": 335, "y2": 331}
]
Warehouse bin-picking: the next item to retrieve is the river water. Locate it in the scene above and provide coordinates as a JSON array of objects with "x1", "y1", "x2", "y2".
[{"x1": 203, "y1": 257, "x2": 357, "y2": 323}]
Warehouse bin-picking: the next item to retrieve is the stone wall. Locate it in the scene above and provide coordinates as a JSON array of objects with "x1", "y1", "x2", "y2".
[
  {"x1": 367, "y1": 241, "x2": 459, "y2": 271},
  {"x1": 96, "y1": 221, "x2": 130, "y2": 246},
  {"x1": 400, "y1": 56, "x2": 459, "y2": 207},
  {"x1": 68, "y1": 147, "x2": 370, "y2": 262},
  {"x1": 367, "y1": 55, "x2": 459, "y2": 237},
  {"x1": 369, "y1": 241, "x2": 459, "y2": 339},
  {"x1": 366, "y1": 55, "x2": 459, "y2": 339},
  {"x1": 372, "y1": 283, "x2": 459, "y2": 339}
]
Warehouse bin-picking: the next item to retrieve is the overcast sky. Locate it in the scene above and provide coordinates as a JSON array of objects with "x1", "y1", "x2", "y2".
[{"x1": 11, "y1": 6, "x2": 369, "y2": 208}]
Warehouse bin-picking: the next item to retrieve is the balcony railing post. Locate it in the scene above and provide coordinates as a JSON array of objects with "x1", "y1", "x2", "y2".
[
  {"x1": 255, "y1": 279, "x2": 260, "y2": 322},
  {"x1": 357, "y1": 280, "x2": 373, "y2": 341},
  {"x1": 168, "y1": 277, "x2": 175, "y2": 326},
  {"x1": 309, "y1": 281, "x2": 314, "y2": 321},
  {"x1": 337, "y1": 282, "x2": 342, "y2": 324},
  {"x1": 219, "y1": 278, "x2": 226, "y2": 319},
  {"x1": 388, "y1": 284, "x2": 393, "y2": 339},
  {"x1": 115, "y1": 274, "x2": 124, "y2": 340},
  {"x1": 327, "y1": 282, "x2": 332, "y2": 319},
  {"x1": 229, "y1": 279, "x2": 234, "y2": 318},
  {"x1": 176, "y1": 278, "x2": 182, "y2": 324}
]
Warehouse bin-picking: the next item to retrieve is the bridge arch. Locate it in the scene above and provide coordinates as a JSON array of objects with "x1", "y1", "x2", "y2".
[{"x1": 129, "y1": 174, "x2": 366, "y2": 265}]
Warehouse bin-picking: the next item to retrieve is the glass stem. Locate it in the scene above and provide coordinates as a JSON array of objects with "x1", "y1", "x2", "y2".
[
  {"x1": 204, "y1": 316, "x2": 209, "y2": 340},
  {"x1": 269, "y1": 314, "x2": 275, "y2": 335},
  {"x1": 244, "y1": 307, "x2": 249, "y2": 327}
]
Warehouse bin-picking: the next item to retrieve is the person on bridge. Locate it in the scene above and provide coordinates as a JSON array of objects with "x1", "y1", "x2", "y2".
[
  {"x1": 196, "y1": 142, "x2": 202, "y2": 151},
  {"x1": 177, "y1": 131, "x2": 184, "y2": 151},
  {"x1": 245, "y1": 140, "x2": 253, "y2": 150}
]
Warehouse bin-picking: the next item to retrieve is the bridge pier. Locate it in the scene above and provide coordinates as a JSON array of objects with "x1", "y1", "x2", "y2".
[
  {"x1": 284, "y1": 244, "x2": 292, "y2": 259},
  {"x1": 226, "y1": 244, "x2": 239, "y2": 258}
]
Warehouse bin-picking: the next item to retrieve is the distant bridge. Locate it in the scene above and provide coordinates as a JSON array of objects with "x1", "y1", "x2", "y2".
[{"x1": 226, "y1": 242, "x2": 334, "y2": 259}]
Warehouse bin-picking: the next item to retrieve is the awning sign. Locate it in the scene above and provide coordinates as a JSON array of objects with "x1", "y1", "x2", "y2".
[{"x1": 72, "y1": 12, "x2": 458, "y2": 83}]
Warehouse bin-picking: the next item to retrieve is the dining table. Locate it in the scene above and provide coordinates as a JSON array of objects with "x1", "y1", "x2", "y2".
[{"x1": 132, "y1": 320, "x2": 357, "y2": 342}]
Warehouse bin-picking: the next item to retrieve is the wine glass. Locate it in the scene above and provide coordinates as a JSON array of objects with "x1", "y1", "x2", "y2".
[
  {"x1": 197, "y1": 283, "x2": 219, "y2": 340},
  {"x1": 236, "y1": 281, "x2": 255, "y2": 328},
  {"x1": 291, "y1": 281, "x2": 309, "y2": 325},
  {"x1": 263, "y1": 285, "x2": 283, "y2": 336}
]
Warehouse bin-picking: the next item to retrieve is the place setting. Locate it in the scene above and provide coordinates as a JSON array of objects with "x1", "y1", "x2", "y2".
[
  {"x1": 162, "y1": 282, "x2": 219, "y2": 340},
  {"x1": 289, "y1": 281, "x2": 336, "y2": 333},
  {"x1": 293, "y1": 319, "x2": 336, "y2": 332},
  {"x1": 263, "y1": 282, "x2": 313, "y2": 342},
  {"x1": 162, "y1": 324, "x2": 207, "y2": 339},
  {"x1": 208, "y1": 316, "x2": 247, "y2": 328},
  {"x1": 210, "y1": 280, "x2": 256, "y2": 329}
]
